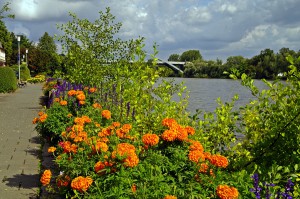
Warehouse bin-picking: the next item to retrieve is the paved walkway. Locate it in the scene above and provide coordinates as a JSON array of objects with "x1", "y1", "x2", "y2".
[{"x1": 0, "y1": 83, "x2": 43, "y2": 199}]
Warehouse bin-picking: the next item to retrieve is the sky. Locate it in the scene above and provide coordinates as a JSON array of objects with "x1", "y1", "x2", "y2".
[{"x1": 2, "y1": 0, "x2": 300, "y2": 61}]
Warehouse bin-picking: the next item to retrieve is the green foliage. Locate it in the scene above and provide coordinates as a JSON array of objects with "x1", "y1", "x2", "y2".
[
  {"x1": 0, "y1": 2, "x2": 14, "y2": 19},
  {"x1": 10, "y1": 63, "x2": 31, "y2": 81},
  {"x1": 180, "y1": 50, "x2": 202, "y2": 62},
  {"x1": 0, "y1": 66, "x2": 17, "y2": 93},
  {"x1": 0, "y1": 20, "x2": 12, "y2": 65},
  {"x1": 168, "y1": 54, "x2": 180, "y2": 61}
]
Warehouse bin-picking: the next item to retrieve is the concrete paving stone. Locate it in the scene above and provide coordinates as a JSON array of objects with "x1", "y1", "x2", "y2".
[{"x1": 0, "y1": 83, "x2": 45, "y2": 198}]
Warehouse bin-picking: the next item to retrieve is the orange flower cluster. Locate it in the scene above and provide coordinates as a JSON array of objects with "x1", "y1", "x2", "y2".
[
  {"x1": 163, "y1": 195, "x2": 177, "y2": 199},
  {"x1": 40, "y1": 169, "x2": 52, "y2": 186},
  {"x1": 89, "y1": 87, "x2": 97, "y2": 93},
  {"x1": 93, "y1": 103, "x2": 102, "y2": 109},
  {"x1": 216, "y1": 185, "x2": 239, "y2": 199},
  {"x1": 61, "y1": 141, "x2": 78, "y2": 153},
  {"x1": 71, "y1": 176, "x2": 93, "y2": 193},
  {"x1": 60, "y1": 100, "x2": 68, "y2": 106},
  {"x1": 56, "y1": 175, "x2": 70, "y2": 187},
  {"x1": 67, "y1": 90, "x2": 77, "y2": 96},
  {"x1": 101, "y1": 110, "x2": 111, "y2": 119},
  {"x1": 48, "y1": 146, "x2": 56, "y2": 153},
  {"x1": 32, "y1": 117, "x2": 39, "y2": 124},
  {"x1": 161, "y1": 118, "x2": 192, "y2": 142},
  {"x1": 142, "y1": 133, "x2": 159, "y2": 146},
  {"x1": 54, "y1": 97, "x2": 60, "y2": 102},
  {"x1": 112, "y1": 143, "x2": 139, "y2": 167},
  {"x1": 94, "y1": 161, "x2": 113, "y2": 175},
  {"x1": 91, "y1": 141, "x2": 108, "y2": 153},
  {"x1": 116, "y1": 124, "x2": 132, "y2": 138},
  {"x1": 39, "y1": 113, "x2": 48, "y2": 123},
  {"x1": 209, "y1": 154, "x2": 229, "y2": 168}
]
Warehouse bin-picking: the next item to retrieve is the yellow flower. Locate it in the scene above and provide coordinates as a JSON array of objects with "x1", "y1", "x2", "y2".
[{"x1": 48, "y1": 146, "x2": 56, "y2": 153}]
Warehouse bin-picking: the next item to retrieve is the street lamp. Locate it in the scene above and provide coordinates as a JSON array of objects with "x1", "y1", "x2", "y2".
[
  {"x1": 26, "y1": 49, "x2": 28, "y2": 67},
  {"x1": 17, "y1": 35, "x2": 21, "y2": 82}
]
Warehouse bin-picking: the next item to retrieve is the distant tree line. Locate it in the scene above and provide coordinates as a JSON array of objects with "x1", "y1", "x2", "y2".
[{"x1": 166, "y1": 49, "x2": 300, "y2": 79}]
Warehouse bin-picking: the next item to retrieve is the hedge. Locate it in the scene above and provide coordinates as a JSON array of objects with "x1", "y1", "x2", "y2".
[
  {"x1": 10, "y1": 63, "x2": 31, "y2": 81},
  {"x1": 0, "y1": 67, "x2": 17, "y2": 93}
]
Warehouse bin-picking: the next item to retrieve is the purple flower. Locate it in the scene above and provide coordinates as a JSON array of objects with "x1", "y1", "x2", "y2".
[{"x1": 250, "y1": 173, "x2": 262, "y2": 199}]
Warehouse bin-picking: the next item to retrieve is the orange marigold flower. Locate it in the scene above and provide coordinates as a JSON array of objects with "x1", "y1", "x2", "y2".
[
  {"x1": 48, "y1": 146, "x2": 56, "y2": 153},
  {"x1": 74, "y1": 131, "x2": 88, "y2": 142},
  {"x1": 142, "y1": 133, "x2": 159, "y2": 146},
  {"x1": 123, "y1": 153, "x2": 139, "y2": 167},
  {"x1": 185, "y1": 126, "x2": 195, "y2": 135},
  {"x1": 164, "y1": 195, "x2": 177, "y2": 199},
  {"x1": 61, "y1": 131, "x2": 67, "y2": 138},
  {"x1": 189, "y1": 140, "x2": 204, "y2": 153},
  {"x1": 54, "y1": 97, "x2": 60, "y2": 102},
  {"x1": 38, "y1": 111, "x2": 44, "y2": 116},
  {"x1": 76, "y1": 93, "x2": 86, "y2": 101},
  {"x1": 89, "y1": 87, "x2": 97, "y2": 93},
  {"x1": 72, "y1": 124, "x2": 84, "y2": 132},
  {"x1": 93, "y1": 103, "x2": 102, "y2": 109},
  {"x1": 57, "y1": 175, "x2": 70, "y2": 187},
  {"x1": 94, "y1": 161, "x2": 106, "y2": 175},
  {"x1": 79, "y1": 100, "x2": 85, "y2": 105},
  {"x1": 40, "y1": 169, "x2": 52, "y2": 186},
  {"x1": 121, "y1": 124, "x2": 132, "y2": 132},
  {"x1": 71, "y1": 176, "x2": 93, "y2": 193},
  {"x1": 209, "y1": 154, "x2": 229, "y2": 168},
  {"x1": 82, "y1": 115, "x2": 91, "y2": 123},
  {"x1": 199, "y1": 163, "x2": 209, "y2": 173},
  {"x1": 101, "y1": 110, "x2": 111, "y2": 119},
  {"x1": 98, "y1": 128, "x2": 112, "y2": 137},
  {"x1": 176, "y1": 126, "x2": 188, "y2": 141},
  {"x1": 60, "y1": 100, "x2": 67, "y2": 106},
  {"x1": 131, "y1": 184, "x2": 137, "y2": 193},
  {"x1": 39, "y1": 113, "x2": 48, "y2": 123},
  {"x1": 67, "y1": 90, "x2": 77, "y2": 96},
  {"x1": 67, "y1": 113, "x2": 73, "y2": 118},
  {"x1": 162, "y1": 118, "x2": 177, "y2": 128},
  {"x1": 188, "y1": 150, "x2": 205, "y2": 163},
  {"x1": 112, "y1": 143, "x2": 136, "y2": 158},
  {"x1": 76, "y1": 90, "x2": 84, "y2": 95},
  {"x1": 74, "y1": 117, "x2": 85, "y2": 125},
  {"x1": 203, "y1": 152, "x2": 212, "y2": 161},
  {"x1": 92, "y1": 141, "x2": 108, "y2": 153},
  {"x1": 216, "y1": 185, "x2": 239, "y2": 199},
  {"x1": 112, "y1": 122, "x2": 121, "y2": 128},
  {"x1": 161, "y1": 129, "x2": 177, "y2": 142},
  {"x1": 32, "y1": 117, "x2": 39, "y2": 124},
  {"x1": 62, "y1": 141, "x2": 78, "y2": 153}
]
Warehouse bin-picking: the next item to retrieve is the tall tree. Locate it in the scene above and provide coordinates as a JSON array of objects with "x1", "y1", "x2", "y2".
[
  {"x1": 180, "y1": 50, "x2": 202, "y2": 62},
  {"x1": 33, "y1": 32, "x2": 60, "y2": 75},
  {"x1": 0, "y1": 2, "x2": 14, "y2": 20},
  {"x1": 38, "y1": 32, "x2": 57, "y2": 53},
  {"x1": 168, "y1": 54, "x2": 180, "y2": 61},
  {"x1": 0, "y1": 20, "x2": 12, "y2": 65}
]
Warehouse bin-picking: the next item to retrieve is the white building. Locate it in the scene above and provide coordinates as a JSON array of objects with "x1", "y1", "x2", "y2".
[{"x1": 0, "y1": 42, "x2": 5, "y2": 66}]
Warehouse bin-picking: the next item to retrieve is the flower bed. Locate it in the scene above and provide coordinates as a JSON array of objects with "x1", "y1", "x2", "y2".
[
  {"x1": 33, "y1": 82, "x2": 245, "y2": 199},
  {"x1": 34, "y1": 79, "x2": 296, "y2": 198}
]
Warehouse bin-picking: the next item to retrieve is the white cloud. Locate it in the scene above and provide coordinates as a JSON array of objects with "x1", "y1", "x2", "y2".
[{"x1": 2, "y1": 0, "x2": 300, "y2": 60}]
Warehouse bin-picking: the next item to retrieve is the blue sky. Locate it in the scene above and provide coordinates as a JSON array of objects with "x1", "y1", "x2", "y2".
[{"x1": 2, "y1": 0, "x2": 300, "y2": 61}]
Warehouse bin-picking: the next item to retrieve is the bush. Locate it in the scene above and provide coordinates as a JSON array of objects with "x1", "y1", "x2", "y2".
[
  {"x1": 10, "y1": 63, "x2": 31, "y2": 81},
  {"x1": 0, "y1": 66, "x2": 17, "y2": 93}
]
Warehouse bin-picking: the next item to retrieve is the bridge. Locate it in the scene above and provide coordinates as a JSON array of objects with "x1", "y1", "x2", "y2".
[{"x1": 156, "y1": 59, "x2": 185, "y2": 73}]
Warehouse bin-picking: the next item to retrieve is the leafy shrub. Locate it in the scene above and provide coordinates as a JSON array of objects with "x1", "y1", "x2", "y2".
[
  {"x1": 10, "y1": 63, "x2": 31, "y2": 81},
  {"x1": 0, "y1": 66, "x2": 17, "y2": 93}
]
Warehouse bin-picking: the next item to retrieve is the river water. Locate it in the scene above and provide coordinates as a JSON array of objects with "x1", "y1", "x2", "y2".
[{"x1": 167, "y1": 78, "x2": 269, "y2": 113}]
